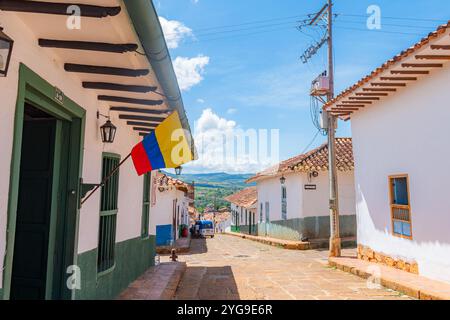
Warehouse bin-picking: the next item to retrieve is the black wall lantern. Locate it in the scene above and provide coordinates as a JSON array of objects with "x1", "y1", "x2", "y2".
[
  {"x1": 0, "y1": 27, "x2": 14, "y2": 77},
  {"x1": 175, "y1": 166, "x2": 183, "y2": 176},
  {"x1": 97, "y1": 111, "x2": 117, "y2": 143},
  {"x1": 280, "y1": 176, "x2": 286, "y2": 185}
]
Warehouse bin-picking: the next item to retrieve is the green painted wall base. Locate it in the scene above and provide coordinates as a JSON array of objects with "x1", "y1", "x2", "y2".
[
  {"x1": 75, "y1": 235, "x2": 155, "y2": 300},
  {"x1": 237, "y1": 225, "x2": 258, "y2": 236},
  {"x1": 257, "y1": 215, "x2": 356, "y2": 241},
  {"x1": 0, "y1": 288, "x2": 3, "y2": 300}
]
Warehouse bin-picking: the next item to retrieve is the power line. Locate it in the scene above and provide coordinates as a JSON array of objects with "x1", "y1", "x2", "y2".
[
  {"x1": 300, "y1": 129, "x2": 322, "y2": 155},
  {"x1": 334, "y1": 26, "x2": 425, "y2": 36},
  {"x1": 181, "y1": 24, "x2": 298, "y2": 45},
  {"x1": 335, "y1": 19, "x2": 442, "y2": 30},
  {"x1": 336, "y1": 13, "x2": 448, "y2": 23},
  {"x1": 164, "y1": 13, "x2": 447, "y2": 38},
  {"x1": 162, "y1": 14, "x2": 309, "y2": 38},
  {"x1": 189, "y1": 20, "x2": 299, "y2": 38}
]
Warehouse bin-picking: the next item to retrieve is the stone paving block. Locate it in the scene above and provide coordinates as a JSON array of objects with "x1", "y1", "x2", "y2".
[{"x1": 166, "y1": 235, "x2": 413, "y2": 300}]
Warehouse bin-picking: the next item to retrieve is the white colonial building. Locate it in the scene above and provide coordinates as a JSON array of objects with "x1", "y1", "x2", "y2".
[
  {"x1": 150, "y1": 171, "x2": 192, "y2": 247},
  {"x1": 324, "y1": 22, "x2": 450, "y2": 283},
  {"x1": 246, "y1": 138, "x2": 356, "y2": 243},
  {"x1": 0, "y1": 0, "x2": 193, "y2": 299},
  {"x1": 225, "y1": 187, "x2": 258, "y2": 235}
]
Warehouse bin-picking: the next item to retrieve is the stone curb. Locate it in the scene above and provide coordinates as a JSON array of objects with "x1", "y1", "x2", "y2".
[{"x1": 329, "y1": 257, "x2": 450, "y2": 300}]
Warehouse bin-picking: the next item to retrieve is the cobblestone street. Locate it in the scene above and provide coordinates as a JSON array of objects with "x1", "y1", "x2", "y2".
[{"x1": 167, "y1": 235, "x2": 413, "y2": 300}]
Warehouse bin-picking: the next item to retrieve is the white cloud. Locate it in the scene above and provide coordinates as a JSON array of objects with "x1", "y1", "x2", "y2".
[
  {"x1": 197, "y1": 98, "x2": 205, "y2": 104},
  {"x1": 159, "y1": 17, "x2": 193, "y2": 49},
  {"x1": 184, "y1": 109, "x2": 279, "y2": 174},
  {"x1": 227, "y1": 108, "x2": 237, "y2": 115},
  {"x1": 173, "y1": 55, "x2": 210, "y2": 91}
]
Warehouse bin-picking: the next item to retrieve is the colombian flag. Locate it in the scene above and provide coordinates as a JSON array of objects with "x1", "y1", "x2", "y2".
[{"x1": 131, "y1": 111, "x2": 194, "y2": 176}]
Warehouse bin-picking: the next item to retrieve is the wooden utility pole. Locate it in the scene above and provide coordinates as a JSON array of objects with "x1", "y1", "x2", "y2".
[{"x1": 326, "y1": 0, "x2": 341, "y2": 257}]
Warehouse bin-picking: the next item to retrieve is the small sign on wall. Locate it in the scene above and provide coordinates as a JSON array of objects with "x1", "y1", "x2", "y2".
[
  {"x1": 54, "y1": 87, "x2": 64, "y2": 104},
  {"x1": 304, "y1": 184, "x2": 317, "y2": 190}
]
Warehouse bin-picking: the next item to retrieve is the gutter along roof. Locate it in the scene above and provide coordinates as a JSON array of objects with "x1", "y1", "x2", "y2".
[
  {"x1": 324, "y1": 21, "x2": 450, "y2": 119},
  {"x1": 123, "y1": 0, "x2": 197, "y2": 159}
]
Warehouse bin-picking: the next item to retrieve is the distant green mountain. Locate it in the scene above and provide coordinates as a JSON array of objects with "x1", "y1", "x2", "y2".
[
  {"x1": 163, "y1": 172, "x2": 256, "y2": 213},
  {"x1": 164, "y1": 172, "x2": 256, "y2": 189}
]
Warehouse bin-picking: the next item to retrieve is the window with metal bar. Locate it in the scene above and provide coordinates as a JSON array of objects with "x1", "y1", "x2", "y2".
[
  {"x1": 389, "y1": 175, "x2": 412, "y2": 239},
  {"x1": 141, "y1": 172, "x2": 151, "y2": 238},
  {"x1": 281, "y1": 185, "x2": 287, "y2": 220},
  {"x1": 97, "y1": 154, "x2": 120, "y2": 273}
]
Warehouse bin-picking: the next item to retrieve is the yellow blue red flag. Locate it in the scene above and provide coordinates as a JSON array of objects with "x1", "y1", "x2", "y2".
[{"x1": 131, "y1": 111, "x2": 194, "y2": 176}]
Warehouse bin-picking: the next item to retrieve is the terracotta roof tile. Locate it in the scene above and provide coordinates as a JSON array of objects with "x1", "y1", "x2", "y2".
[
  {"x1": 224, "y1": 187, "x2": 257, "y2": 208},
  {"x1": 247, "y1": 138, "x2": 353, "y2": 183}
]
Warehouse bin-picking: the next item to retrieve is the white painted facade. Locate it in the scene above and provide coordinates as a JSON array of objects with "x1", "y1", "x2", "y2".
[
  {"x1": 230, "y1": 203, "x2": 256, "y2": 227},
  {"x1": 149, "y1": 172, "x2": 190, "y2": 242},
  {"x1": 351, "y1": 61, "x2": 450, "y2": 284},
  {"x1": 0, "y1": 1, "x2": 189, "y2": 298},
  {"x1": 256, "y1": 171, "x2": 355, "y2": 223}
]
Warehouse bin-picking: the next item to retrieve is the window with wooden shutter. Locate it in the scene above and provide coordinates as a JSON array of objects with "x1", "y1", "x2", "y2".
[
  {"x1": 389, "y1": 175, "x2": 412, "y2": 239},
  {"x1": 141, "y1": 172, "x2": 151, "y2": 238},
  {"x1": 97, "y1": 153, "x2": 120, "y2": 274}
]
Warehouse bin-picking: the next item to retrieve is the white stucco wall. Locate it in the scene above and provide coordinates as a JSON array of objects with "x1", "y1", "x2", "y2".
[
  {"x1": 0, "y1": 12, "x2": 153, "y2": 288},
  {"x1": 302, "y1": 170, "x2": 355, "y2": 217},
  {"x1": 149, "y1": 178, "x2": 189, "y2": 240},
  {"x1": 255, "y1": 170, "x2": 355, "y2": 222},
  {"x1": 351, "y1": 64, "x2": 450, "y2": 283},
  {"x1": 256, "y1": 172, "x2": 303, "y2": 222}
]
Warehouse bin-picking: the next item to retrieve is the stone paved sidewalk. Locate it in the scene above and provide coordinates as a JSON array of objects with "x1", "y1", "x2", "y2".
[
  {"x1": 118, "y1": 262, "x2": 186, "y2": 300},
  {"x1": 329, "y1": 256, "x2": 450, "y2": 300},
  {"x1": 166, "y1": 234, "x2": 413, "y2": 300}
]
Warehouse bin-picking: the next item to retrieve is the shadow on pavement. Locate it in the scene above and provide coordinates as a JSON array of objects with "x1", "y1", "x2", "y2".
[
  {"x1": 173, "y1": 265, "x2": 240, "y2": 300},
  {"x1": 180, "y1": 237, "x2": 208, "y2": 255}
]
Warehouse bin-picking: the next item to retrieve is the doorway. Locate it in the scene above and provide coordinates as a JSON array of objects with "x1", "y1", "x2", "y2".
[
  {"x1": 4, "y1": 64, "x2": 85, "y2": 300},
  {"x1": 10, "y1": 105, "x2": 59, "y2": 299}
]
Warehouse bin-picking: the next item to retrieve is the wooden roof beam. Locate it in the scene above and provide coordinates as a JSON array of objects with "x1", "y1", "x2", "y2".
[
  {"x1": 110, "y1": 107, "x2": 169, "y2": 115},
  {"x1": 39, "y1": 39, "x2": 138, "y2": 53},
  {"x1": 371, "y1": 82, "x2": 406, "y2": 87},
  {"x1": 118, "y1": 114, "x2": 164, "y2": 122},
  {"x1": 391, "y1": 70, "x2": 429, "y2": 75},
  {"x1": 431, "y1": 45, "x2": 450, "y2": 50},
  {"x1": 133, "y1": 127, "x2": 153, "y2": 132},
  {"x1": 402, "y1": 63, "x2": 442, "y2": 68},
  {"x1": 65, "y1": 63, "x2": 149, "y2": 77},
  {"x1": 336, "y1": 104, "x2": 365, "y2": 108},
  {"x1": 83, "y1": 82, "x2": 157, "y2": 93},
  {"x1": 126, "y1": 121, "x2": 158, "y2": 127},
  {"x1": 341, "y1": 101, "x2": 372, "y2": 104},
  {"x1": 330, "y1": 112, "x2": 352, "y2": 116},
  {"x1": 415, "y1": 55, "x2": 450, "y2": 60},
  {"x1": 330, "y1": 108, "x2": 359, "y2": 111},
  {"x1": 0, "y1": 0, "x2": 121, "y2": 17},
  {"x1": 380, "y1": 77, "x2": 417, "y2": 81},
  {"x1": 355, "y1": 93, "x2": 388, "y2": 96},
  {"x1": 98, "y1": 96, "x2": 164, "y2": 106},
  {"x1": 348, "y1": 97, "x2": 380, "y2": 101},
  {"x1": 362, "y1": 88, "x2": 397, "y2": 92}
]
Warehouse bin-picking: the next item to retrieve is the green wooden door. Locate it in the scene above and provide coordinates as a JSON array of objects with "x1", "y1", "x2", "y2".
[{"x1": 10, "y1": 119, "x2": 57, "y2": 300}]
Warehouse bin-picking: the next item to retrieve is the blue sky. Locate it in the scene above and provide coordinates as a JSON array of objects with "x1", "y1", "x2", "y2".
[{"x1": 156, "y1": 0, "x2": 450, "y2": 173}]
